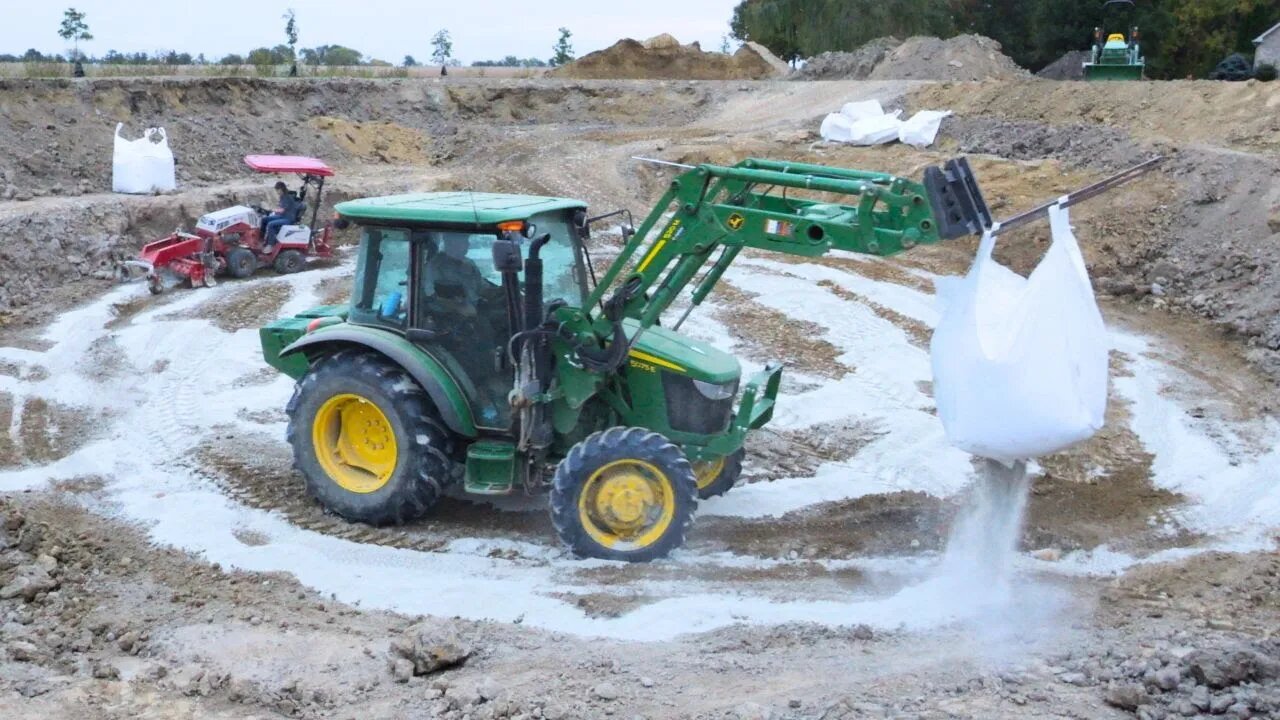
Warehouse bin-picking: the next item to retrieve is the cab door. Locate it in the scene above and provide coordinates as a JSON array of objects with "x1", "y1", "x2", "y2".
[{"x1": 410, "y1": 230, "x2": 517, "y2": 431}]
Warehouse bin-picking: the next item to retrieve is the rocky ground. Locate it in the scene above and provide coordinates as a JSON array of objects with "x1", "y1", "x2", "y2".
[{"x1": 1, "y1": 72, "x2": 1279, "y2": 719}]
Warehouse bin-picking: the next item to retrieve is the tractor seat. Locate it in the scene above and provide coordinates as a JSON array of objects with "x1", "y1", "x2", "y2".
[{"x1": 290, "y1": 202, "x2": 307, "y2": 223}]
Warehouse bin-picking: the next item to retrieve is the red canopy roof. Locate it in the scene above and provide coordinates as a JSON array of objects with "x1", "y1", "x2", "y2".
[{"x1": 243, "y1": 155, "x2": 335, "y2": 177}]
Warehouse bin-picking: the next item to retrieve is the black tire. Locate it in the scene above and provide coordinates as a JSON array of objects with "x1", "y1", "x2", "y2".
[
  {"x1": 226, "y1": 247, "x2": 257, "y2": 279},
  {"x1": 286, "y1": 349, "x2": 459, "y2": 526},
  {"x1": 693, "y1": 448, "x2": 744, "y2": 500},
  {"x1": 550, "y1": 427, "x2": 697, "y2": 562},
  {"x1": 273, "y1": 249, "x2": 305, "y2": 275}
]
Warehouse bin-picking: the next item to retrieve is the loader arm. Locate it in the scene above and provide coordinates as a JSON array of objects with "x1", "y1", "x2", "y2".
[{"x1": 585, "y1": 158, "x2": 990, "y2": 330}]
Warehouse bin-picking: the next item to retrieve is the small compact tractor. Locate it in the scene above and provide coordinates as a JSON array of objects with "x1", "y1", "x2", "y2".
[
  {"x1": 118, "y1": 155, "x2": 335, "y2": 294},
  {"x1": 258, "y1": 155, "x2": 1159, "y2": 562},
  {"x1": 1084, "y1": 0, "x2": 1145, "y2": 81}
]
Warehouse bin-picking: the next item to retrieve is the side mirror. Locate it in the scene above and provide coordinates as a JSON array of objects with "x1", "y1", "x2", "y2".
[
  {"x1": 621, "y1": 225, "x2": 637, "y2": 240},
  {"x1": 523, "y1": 223, "x2": 538, "y2": 239},
  {"x1": 572, "y1": 209, "x2": 590, "y2": 240},
  {"x1": 333, "y1": 217, "x2": 351, "y2": 230},
  {"x1": 492, "y1": 235, "x2": 523, "y2": 273}
]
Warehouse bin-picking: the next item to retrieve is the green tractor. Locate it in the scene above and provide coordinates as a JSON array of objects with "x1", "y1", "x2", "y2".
[
  {"x1": 1084, "y1": 0, "x2": 1145, "y2": 81},
  {"x1": 259, "y1": 157, "x2": 994, "y2": 561}
]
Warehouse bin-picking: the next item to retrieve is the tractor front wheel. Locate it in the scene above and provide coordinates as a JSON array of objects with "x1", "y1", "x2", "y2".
[
  {"x1": 286, "y1": 350, "x2": 458, "y2": 526},
  {"x1": 226, "y1": 247, "x2": 257, "y2": 279},
  {"x1": 550, "y1": 427, "x2": 697, "y2": 562},
  {"x1": 692, "y1": 448, "x2": 744, "y2": 500}
]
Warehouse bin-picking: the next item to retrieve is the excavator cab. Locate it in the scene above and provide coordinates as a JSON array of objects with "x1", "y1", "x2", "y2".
[{"x1": 1084, "y1": 0, "x2": 1145, "y2": 81}]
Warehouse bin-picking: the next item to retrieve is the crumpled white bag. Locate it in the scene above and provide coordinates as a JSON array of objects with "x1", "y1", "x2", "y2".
[
  {"x1": 846, "y1": 110, "x2": 904, "y2": 145},
  {"x1": 819, "y1": 112, "x2": 856, "y2": 143},
  {"x1": 112, "y1": 123, "x2": 176, "y2": 194},
  {"x1": 899, "y1": 110, "x2": 953, "y2": 148},
  {"x1": 820, "y1": 101, "x2": 950, "y2": 148},
  {"x1": 840, "y1": 100, "x2": 887, "y2": 122},
  {"x1": 930, "y1": 204, "x2": 1109, "y2": 463}
]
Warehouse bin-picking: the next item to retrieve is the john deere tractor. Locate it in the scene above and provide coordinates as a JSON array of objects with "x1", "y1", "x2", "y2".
[
  {"x1": 1084, "y1": 0, "x2": 1145, "y2": 81},
  {"x1": 259, "y1": 157, "x2": 992, "y2": 561}
]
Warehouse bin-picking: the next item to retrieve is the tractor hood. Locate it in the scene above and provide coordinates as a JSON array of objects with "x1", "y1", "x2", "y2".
[{"x1": 623, "y1": 319, "x2": 740, "y2": 384}]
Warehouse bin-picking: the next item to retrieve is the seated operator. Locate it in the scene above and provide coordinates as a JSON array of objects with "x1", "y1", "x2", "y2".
[
  {"x1": 423, "y1": 234, "x2": 485, "y2": 315},
  {"x1": 259, "y1": 181, "x2": 301, "y2": 248}
]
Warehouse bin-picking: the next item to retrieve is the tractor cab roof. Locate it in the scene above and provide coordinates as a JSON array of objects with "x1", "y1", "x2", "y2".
[
  {"x1": 243, "y1": 155, "x2": 335, "y2": 177},
  {"x1": 334, "y1": 192, "x2": 587, "y2": 227}
]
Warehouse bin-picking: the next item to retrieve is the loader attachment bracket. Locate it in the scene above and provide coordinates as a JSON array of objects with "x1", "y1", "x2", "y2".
[{"x1": 923, "y1": 157, "x2": 993, "y2": 240}]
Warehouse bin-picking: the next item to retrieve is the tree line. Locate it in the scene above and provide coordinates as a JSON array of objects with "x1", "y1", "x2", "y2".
[
  {"x1": 9, "y1": 9, "x2": 576, "y2": 71},
  {"x1": 730, "y1": 0, "x2": 1278, "y2": 79}
]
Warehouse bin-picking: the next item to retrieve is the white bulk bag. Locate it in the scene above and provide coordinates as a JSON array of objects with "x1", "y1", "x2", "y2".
[
  {"x1": 820, "y1": 112, "x2": 855, "y2": 143},
  {"x1": 112, "y1": 123, "x2": 176, "y2": 194},
  {"x1": 899, "y1": 110, "x2": 953, "y2": 148},
  {"x1": 846, "y1": 110, "x2": 903, "y2": 146},
  {"x1": 930, "y1": 204, "x2": 1109, "y2": 463},
  {"x1": 840, "y1": 99, "x2": 886, "y2": 122}
]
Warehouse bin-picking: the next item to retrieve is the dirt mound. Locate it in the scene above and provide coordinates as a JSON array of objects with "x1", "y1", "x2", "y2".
[
  {"x1": 869, "y1": 34, "x2": 1029, "y2": 81},
  {"x1": 554, "y1": 35, "x2": 787, "y2": 80},
  {"x1": 794, "y1": 37, "x2": 904, "y2": 80},
  {"x1": 1038, "y1": 50, "x2": 1090, "y2": 80}
]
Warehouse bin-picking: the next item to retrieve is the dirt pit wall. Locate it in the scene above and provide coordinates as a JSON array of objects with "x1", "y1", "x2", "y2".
[{"x1": 0, "y1": 77, "x2": 714, "y2": 201}]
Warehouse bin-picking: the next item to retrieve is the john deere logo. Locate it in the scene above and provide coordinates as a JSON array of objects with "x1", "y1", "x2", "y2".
[{"x1": 726, "y1": 213, "x2": 745, "y2": 231}]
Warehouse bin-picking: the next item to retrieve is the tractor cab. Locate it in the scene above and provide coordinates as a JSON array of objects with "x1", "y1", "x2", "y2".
[
  {"x1": 321, "y1": 193, "x2": 592, "y2": 431},
  {"x1": 1084, "y1": 0, "x2": 1145, "y2": 81}
]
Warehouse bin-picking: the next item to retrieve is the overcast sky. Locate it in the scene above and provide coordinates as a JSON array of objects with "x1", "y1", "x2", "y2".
[{"x1": 3, "y1": 1, "x2": 742, "y2": 63}]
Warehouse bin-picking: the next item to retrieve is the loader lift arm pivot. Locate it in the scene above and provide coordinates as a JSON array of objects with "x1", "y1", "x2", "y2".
[{"x1": 585, "y1": 157, "x2": 991, "y2": 331}]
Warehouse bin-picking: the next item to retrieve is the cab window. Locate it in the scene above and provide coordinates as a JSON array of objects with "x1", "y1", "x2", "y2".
[
  {"x1": 350, "y1": 228, "x2": 411, "y2": 329},
  {"x1": 528, "y1": 211, "x2": 585, "y2": 306}
]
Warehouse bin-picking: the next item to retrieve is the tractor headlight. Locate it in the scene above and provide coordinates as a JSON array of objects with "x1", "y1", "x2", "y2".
[{"x1": 692, "y1": 378, "x2": 736, "y2": 401}]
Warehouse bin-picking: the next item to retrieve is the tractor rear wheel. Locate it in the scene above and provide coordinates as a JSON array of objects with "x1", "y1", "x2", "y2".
[
  {"x1": 273, "y1": 249, "x2": 305, "y2": 275},
  {"x1": 692, "y1": 448, "x2": 744, "y2": 500},
  {"x1": 226, "y1": 247, "x2": 257, "y2": 279},
  {"x1": 550, "y1": 427, "x2": 697, "y2": 562},
  {"x1": 286, "y1": 350, "x2": 458, "y2": 526}
]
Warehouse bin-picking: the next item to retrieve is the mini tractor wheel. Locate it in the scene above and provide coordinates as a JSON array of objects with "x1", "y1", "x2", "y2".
[
  {"x1": 286, "y1": 349, "x2": 459, "y2": 525},
  {"x1": 226, "y1": 247, "x2": 257, "y2": 279},
  {"x1": 550, "y1": 427, "x2": 697, "y2": 562},
  {"x1": 273, "y1": 249, "x2": 305, "y2": 275},
  {"x1": 692, "y1": 448, "x2": 744, "y2": 500}
]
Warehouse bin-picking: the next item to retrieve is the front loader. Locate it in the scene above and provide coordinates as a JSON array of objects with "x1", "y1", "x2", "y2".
[{"x1": 259, "y1": 155, "x2": 1155, "y2": 562}]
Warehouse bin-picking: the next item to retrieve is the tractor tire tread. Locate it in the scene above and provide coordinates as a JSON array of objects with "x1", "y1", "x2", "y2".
[
  {"x1": 286, "y1": 349, "x2": 457, "y2": 527},
  {"x1": 226, "y1": 247, "x2": 257, "y2": 279},
  {"x1": 697, "y1": 448, "x2": 745, "y2": 500},
  {"x1": 549, "y1": 426, "x2": 697, "y2": 563},
  {"x1": 273, "y1": 249, "x2": 305, "y2": 275}
]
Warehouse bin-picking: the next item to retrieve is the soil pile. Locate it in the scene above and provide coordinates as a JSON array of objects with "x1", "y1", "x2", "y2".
[
  {"x1": 1038, "y1": 50, "x2": 1090, "y2": 80},
  {"x1": 869, "y1": 35, "x2": 1030, "y2": 81},
  {"x1": 793, "y1": 35, "x2": 1027, "y2": 81},
  {"x1": 554, "y1": 34, "x2": 788, "y2": 80},
  {"x1": 794, "y1": 37, "x2": 904, "y2": 80}
]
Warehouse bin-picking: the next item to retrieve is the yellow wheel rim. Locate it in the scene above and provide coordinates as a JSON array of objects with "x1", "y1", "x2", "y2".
[
  {"x1": 311, "y1": 393, "x2": 398, "y2": 494},
  {"x1": 692, "y1": 456, "x2": 725, "y2": 492},
  {"x1": 577, "y1": 459, "x2": 676, "y2": 551}
]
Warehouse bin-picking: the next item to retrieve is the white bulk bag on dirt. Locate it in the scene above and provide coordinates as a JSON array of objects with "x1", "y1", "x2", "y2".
[
  {"x1": 819, "y1": 112, "x2": 855, "y2": 143},
  {"x1": 930, "y1": 204, "x2": 1109, "y2": 463},
  {"x1": 898, "y1": 110, "x2": 953, "y2": 148},
  {"x1": 846, "y1": 110, "x2": 904, "y2": 146},
  {"x1": 112, "y1": 123, "x2": 176, "y2": 194},
  {"x1": 839, "y1": 99, "x2": 886, "y2": 122}
]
